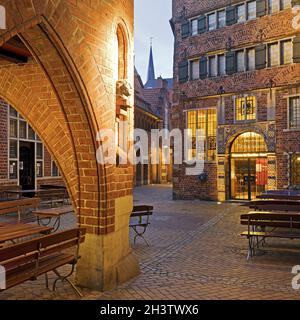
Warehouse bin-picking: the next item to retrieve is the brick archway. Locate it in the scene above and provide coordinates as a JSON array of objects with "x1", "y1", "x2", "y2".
[{"x1": 0, "y1": 0, "x2": 138, "y2": 291}]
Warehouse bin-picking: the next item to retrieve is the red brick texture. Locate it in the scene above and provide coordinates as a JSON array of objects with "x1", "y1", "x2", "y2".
[
  {"x1": 172, "y1": 1, "x2": 300, "y2": 200},
  {"x1": 0, "y1": 0, "x2": 134, "y2": 234}
]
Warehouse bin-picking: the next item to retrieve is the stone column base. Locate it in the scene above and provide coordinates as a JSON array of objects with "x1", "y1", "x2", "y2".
[{"x1": 75, "y1": 195, "x2": 140, "y2": 291}]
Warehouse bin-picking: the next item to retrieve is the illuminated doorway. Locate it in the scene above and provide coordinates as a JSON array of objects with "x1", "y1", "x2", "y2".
[{"x1": 230, "y1": 132, "x2": 268, "y2": 200}]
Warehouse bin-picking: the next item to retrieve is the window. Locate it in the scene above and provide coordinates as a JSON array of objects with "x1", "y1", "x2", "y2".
[
  {"x1": 280, "y1": 0, "x2": 291, "y2": 10},
  {"x1": 218, "y1": 54, "x2": 226, "y2": 75},
  {"x1": 36, "y1": 161, "x2": 43, "y2": 178},
  {"x1": 9, "y1": 161, "x2": 17, "y2": 180},
  {"x1": 191, "y1": 19, "x2": 198, "y2": 36},
  {"x1": 9, "y1": 119, "x2": 17, "y2": 138},
  {"x1": 247, "y1": 1, "x2": 257, "y2": 20},
  {"x1": 190, "y1": 60, "x2": 199, "y2": 80},
  {"x1": 231, "y1": 132, "x2": 267, "y2": 153},
  {"x1": 217, "y1": 10, "x2": 226, "y2": 28},
  {"x1": 237, "y1": 4, "x2": 246, "y2": 23},
  {"x1": 187, "y1": 109, "x2": 217, "y2": 161},
  {"x1": 9, "y1": 106, "x2": 17, "y2": 117},
  {"x1": 289, "y1": 97, "x2": 300, "y2": 129},
  {"x1": 268, "y1": 0, "x2": 279, "y2": 14},
  {"x1": 9, "y1": 140, "x2": 17, "y2": 159},
  {"x1": 208, "y1": 13, "x2": 216, "y2": 31},
  {"x1": 19, "y1": 121, "x2": 27, "y2": 139},
  {"x1": 208, "y1": 56, "x2": 217, "y2": 77},
  {"x1": 235, "y1": 96, "x2": 257, "y2": 121},
  {"x1": 28, "y1": 125, "x2": 35, "y2": 140},
  {"x1": 268, "y1": 43, "x2": 279, "y2": 67},
  {"x1": 281, "y1": 40, "x2": 292, "y2": 65},
  {"x1": 236, "y1": 50, "x2": 245, "y2": 72},
  {"x1": 187, "y1": 110, "x2": 197, "y2": 160},
  {"x1": 246, "y1": 48, "x2": 256, "y2": 71},
  {"x1": 52, "y1": 160, "x2": 59, "y2": 177},
  {"x1": 291, "y1": 154, "x2": 300, "y2": 187},
  {"x1": 36, "y1": 143, "x2": 43, "y2": 160}
]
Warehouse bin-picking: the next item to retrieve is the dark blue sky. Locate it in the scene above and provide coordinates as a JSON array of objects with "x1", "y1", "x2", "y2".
[{"x1": 134, "y1": 0, "x2": 173, "y2": 83}]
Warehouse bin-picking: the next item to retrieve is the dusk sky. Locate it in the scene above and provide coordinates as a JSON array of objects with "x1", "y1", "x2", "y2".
[{"x1": 134, "y1": 0, "x2": 174, "y2": 83}]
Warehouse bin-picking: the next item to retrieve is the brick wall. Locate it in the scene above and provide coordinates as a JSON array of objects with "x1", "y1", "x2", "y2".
[{"x1": 172, "y1": 1, "x2": 300, "y2": 200}]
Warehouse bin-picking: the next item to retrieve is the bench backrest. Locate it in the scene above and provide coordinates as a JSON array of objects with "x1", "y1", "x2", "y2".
[
  {"x1": 241, "y1": 212, "x2": 300, "y2": 229},
  {"x1": 0, "y1": 185, "x2": 21, "y2": 200},
  {"x1": 0, "y1": 185, "x2": 21, "y2": 192},
  {"x1": 0, "y1": 198, "x2": 40, "y2": 216},
  {"x1": 248, "y1": 200, "x2": 300, "y2": 212},
  {"x1": 0, "y1": 227, "x2": 86, "y2": 272},
  {"x1": 37, "y1": 189, "x2": 68, "y2": 201},
  {"x1": 131, "y1": 205, "x2": 153, "y2": 217}
]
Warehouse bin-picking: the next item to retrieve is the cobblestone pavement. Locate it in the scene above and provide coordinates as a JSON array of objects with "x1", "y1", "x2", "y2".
[{"x1": 2, "y1": 184, "x2": 300, "y2": 300}]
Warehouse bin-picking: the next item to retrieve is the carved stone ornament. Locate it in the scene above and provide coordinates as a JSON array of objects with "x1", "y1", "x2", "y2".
[{"x1": 116, "y1": 79, "x2": 132, "y2": 100}]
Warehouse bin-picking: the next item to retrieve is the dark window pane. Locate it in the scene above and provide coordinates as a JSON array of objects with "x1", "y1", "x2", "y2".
[
  {"x1": 19, "y1": 121, "x2": 27, "y2": 139},
  {"x1": 28, "y1": 125, "x2": 35, "y2": 140},
  {"x1": 36, "y1": 143, "x2": 43, "y2": 159},
  {"x1": 52, "y1": 161, "x2": 59, "y2": 177},
  {"x1": 9, "y1": 119, "x2": 17, "y2": 138},
  {"x1": 9, "y1": 140, "x2": 18, "y2": 158},
  {"x1": 9, "y1": 106, "x2": 18, "y2": 117}
]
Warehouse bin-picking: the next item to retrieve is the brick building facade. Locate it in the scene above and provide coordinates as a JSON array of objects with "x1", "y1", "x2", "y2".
[
  {"x1": 171, "y1": 0, "x2": 300, "y2": 201},
  {"x1": 134, "y1": 45, "x2": 173, "y2": 186},
  {"x1": 0, "y1": 99, "x2": 64, "y2": 188}
]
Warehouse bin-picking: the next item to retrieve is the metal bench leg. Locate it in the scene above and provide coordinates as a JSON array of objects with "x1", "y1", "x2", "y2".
[
  {"x1": 247, "y1": 236, "x2": 254, "y2": 261},
  {"x1": 132, "y1": 226, "x2": 150, "y2": 247},
  {"x1": 52, "y1": 268, "x2": 83, "y2": 297},
  {"x1": 45, "y1": 273, "x2": 49, "y2": 290}
]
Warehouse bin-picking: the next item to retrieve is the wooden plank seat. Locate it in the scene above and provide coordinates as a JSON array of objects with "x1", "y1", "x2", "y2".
[
  {"x1": 0, "y1": 198, "x2": 40, "y2": 222},
  {"x1": 240, "y1": 211, "x2": 300, "y2": 260},
  {"x1": 37, "y1": 189, "x2": 69, "y2": 207},
  {"x1": 0, "y1": 185, "x2": 21, "y2": 200},
  {"x1": 0, "y1": 227, "x2": 86, "y2": 296},
  {"x1": 130, "y1": 205, "x2": 153, "y2": 246},
  {"x1": 246, "y1": 200, "x2": 300, "y2": 212},
  {"x1": 0, "y1": 222, "x2": 52, "y2": 244}
]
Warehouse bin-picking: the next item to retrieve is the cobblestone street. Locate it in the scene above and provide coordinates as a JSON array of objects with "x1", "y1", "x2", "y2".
[{"x1": 2, "y1": 185, "x2": 300, "y2": 300}]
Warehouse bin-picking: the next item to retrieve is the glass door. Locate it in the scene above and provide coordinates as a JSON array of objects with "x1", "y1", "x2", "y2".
[{"x1": 231, "y1": 157, "x2": 268, "y2": 200}]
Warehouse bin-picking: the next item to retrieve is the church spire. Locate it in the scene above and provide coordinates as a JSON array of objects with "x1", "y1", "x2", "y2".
[{"x1": 145, "y1": 38, "x2": 156, "y2": 88}]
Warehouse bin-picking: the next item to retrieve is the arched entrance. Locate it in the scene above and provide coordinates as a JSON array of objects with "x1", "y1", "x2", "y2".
[
  {"x1": 230, "y1": 132, "x2": 268, "y2": 200},
  {"x1": 0, "y1": 0, "x2": 138, "y2": 291}
]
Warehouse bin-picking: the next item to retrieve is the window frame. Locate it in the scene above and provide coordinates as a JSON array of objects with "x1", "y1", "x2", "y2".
[
  {"x1": 236, "y1": 3, "x2": 246, "y2": 23},
  {"x1": 186, "y1": 108, "x2": 217, "y2": 162},
  {"x1": 207, "y1": 12, "x2": 217, "y2": 31},
  {"x1": 234, "y1": 95, "x2": 257, "y2": 123},
  {"x1": 288, "y1": 96, "x2": 300, "y2": 130},
  {"x1": 208, "y1": 55, "x2": 217, "y2": 77}
]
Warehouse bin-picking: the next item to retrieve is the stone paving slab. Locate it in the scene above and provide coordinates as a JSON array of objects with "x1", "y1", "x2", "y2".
[{"x1": 1, "y1": 185, "x2": 300, "y2": 300}]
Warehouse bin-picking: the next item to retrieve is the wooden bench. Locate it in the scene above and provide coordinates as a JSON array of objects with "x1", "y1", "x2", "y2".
[
  {"x1": 241, "y1": 211, "x2": 300, "y2": 260},
  {"x1": 246, "y1": 199, "x2": 300, "y2": 212},
  {"x1": 0, "y1": 227, "x2": 86, "y2": 296},
  {"x1": 0, "y1": 198, "x2": 40, "y2": 222},
  {"x1": 0, "y1": 185, "x2": 21, "y2": 200},
  {"x1": 0, "y1": 222, "x2": 52, "y2": 245},
  {"x1": 37, "y1": 189, "x2": 69, "y2": 207},
  {"x1": 130, "y1": 205, "x2": 153, "y2": 246}
]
